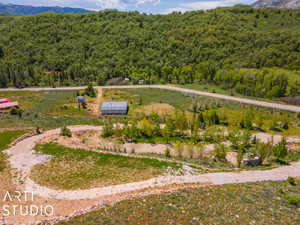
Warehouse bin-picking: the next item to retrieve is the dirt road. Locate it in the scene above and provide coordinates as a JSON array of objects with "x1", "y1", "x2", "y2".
[
  {"x1": 89, "y1": 87, "x2": 103, "y2": 115},
  {"x1": 1, "y1": 85, "x2": 300, "y2": 112},
  {"x1": 5, "y1": 125, "x2": 300, "y2": 201}
]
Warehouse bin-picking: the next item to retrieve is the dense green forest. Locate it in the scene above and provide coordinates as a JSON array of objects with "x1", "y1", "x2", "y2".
[{"x1": 0, "y1": 6, "x2": 300, "y2": 98}]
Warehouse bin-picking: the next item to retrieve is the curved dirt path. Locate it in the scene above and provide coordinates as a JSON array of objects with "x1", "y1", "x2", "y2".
[
  {"x1": 4, "y1": 126, "x2": 300, "y2": 201},
  {"x1": 1, "y1": 85, "x2": 300, "y2": 112}
]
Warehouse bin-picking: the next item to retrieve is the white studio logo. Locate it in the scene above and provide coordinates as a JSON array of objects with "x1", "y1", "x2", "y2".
[{"x1": 1, "y1": 191, "x2": 54, "y2": 217}]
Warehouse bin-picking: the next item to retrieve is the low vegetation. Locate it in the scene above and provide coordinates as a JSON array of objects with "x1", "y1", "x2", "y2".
[
  {"x1": 30, "y1": 143, "x2": 179, "y2": 190},
  {"x1": 0, "y1": 90, "x2": 102, "y2": 129},
  {"x1": 0, "y1": 152, "x2": 7, "y2": 172},
  {"x1": 0, "y1": 129, "x2": 28, "y2": 151},
  {"x1": 58, "y1": 179, "x2": 300, "y2": 225},
  {"x1": 60, "y1": 126, "x2": 72, "y2": 137},
  {"x1": 0, "y1": 129, "x2": 29, "y2": 172}
]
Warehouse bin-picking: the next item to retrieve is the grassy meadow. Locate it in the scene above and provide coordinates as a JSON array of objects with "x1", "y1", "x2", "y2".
[
  {"x1": 0, "y1": 90, "x2": 102, "y2": 129},
  {"x1": 30, "y1": 143, "x2": 179, "y2": 190},
  {"x1": 0, "y1": 130, "x2": 29, "y2": 151},
  {"x1": 0, "y1": 129, "x2": 29, "y2": 172},
  {"x1": 58, "y1": 179, "x2": 300, "y2": 225}
]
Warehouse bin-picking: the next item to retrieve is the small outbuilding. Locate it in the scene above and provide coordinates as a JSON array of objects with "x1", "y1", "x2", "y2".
[
  {"x1": 0, "y1": 101, "x2": 19, "y2": 110},
  {"x1": 101, "y1": 101, "x2": 128, "y2": 115},
  {"x1": 0, "y1": 98, "x2": 11, "y2": 104},
  {"x1": 76, "y1": 96, "x2": 87, "y2": 109}
]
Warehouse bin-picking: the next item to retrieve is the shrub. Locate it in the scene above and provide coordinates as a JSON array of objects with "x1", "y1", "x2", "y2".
[
  {"x1": 60, "y1": 126, "x2": 72, "y2": 137},
  {"x1": 138, "y1": 97, "x2": 143, "y2": 105},
  {"x1": 207, "y1": 110, "x2": 220, "y2": 125},
  {"x1": 84, "y1": 84, "x2": 97, "y2": 97},
  {"x1": 244, "y1": 112, "x2": 253, "y2": 130},
  {"x1": 287, "y1": 177, "x2": 297, "y2": 186},
  {"x1": 198, "y1": 112, "x2": 206, "y2": 129},
  {"x1": 102, "y1": 122, "x2": 114, "y2": 138},
  {"x1": 10, "y1": 107, "x2": 19, "y2": 115},
  {"x1": 233, "y1": 130, "x2": 253, "y2": 150},
  {"x1": 237, "y1": 149, "x2": 244, "y2": 168},
  {"x1": 122, "y1": 123, "x2": 140, "y2": 142},
  {"x1": 273, "y1": 138, "x2": 288, "y2": 160},
  {"x1": 254, "y1": 142, "x2": 272, "y2": 164},
  {"x1": 282, "y1": 122, "x2": 289, "y2": 130},
  {"x1": 36, "y1": 126, "x2": 42, "y2": 134},
  {"x1": 0, "y1": 153, "x2": 6, "y2": 172},
  {"x1": 139, "y1": 118, "x2": 157, "y2": 137},
  {"x1": 214, "y1": 144, "x2": 227, "y2": 162},
  {"x1": 285, "y1": 194, "x2": 300, "y2": 206},
  {"x1": 203, "y1": 127, "x2": 225, "y2": 143},
  {"x1": 269, "y1": 119, "x2": 280, "y2": 131},
  {"x1": 10, "y1": 107, "x2": 23, "y2": 118},
  {"x1": 165, "y1": 148, "x2": 171, "y2": 158}
]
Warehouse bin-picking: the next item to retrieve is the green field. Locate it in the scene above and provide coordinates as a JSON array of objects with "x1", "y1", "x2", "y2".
[
  {"x1": 124, "y1": 88, "x2": 194, "y2": 110},
  {"x1": 58, "y1": 180, "x2": 300, "y2": 225},
  {"x1": 30, "y1": 143, "x2": 179, "y2": 190},
  {"x1": 0, "y1": 91, "x2": 102, "y2": 129},
  {"x1": 0, "y1": 130, "x2": 29, "y2": 151},
  {"x1": 0, "y1": 129, "x2": 29, "y2": 172}
]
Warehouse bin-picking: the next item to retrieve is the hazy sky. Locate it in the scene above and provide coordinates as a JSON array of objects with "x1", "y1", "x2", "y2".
[{"x1": 0, "y1": 0, "x2": 256, "y2": 14}]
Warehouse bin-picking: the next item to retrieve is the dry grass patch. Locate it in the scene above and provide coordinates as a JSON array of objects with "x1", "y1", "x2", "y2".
[
  {"x1": 58, "y1": 180, "x2": 300, "y2": 225},
  {"x1": 30, "y1": 143, "x2": 179, "y2": 190},
  {"x1": 134, "y1": 103, "x2": 175, "y2": 116},
  {"x1": 103, "y1": 90, "x2": 136, "y2": 101}
]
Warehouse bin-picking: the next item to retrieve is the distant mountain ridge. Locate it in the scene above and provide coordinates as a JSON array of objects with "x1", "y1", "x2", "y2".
[
  {"x1": 252, "y1": 0, "x2": 300, "y2": 9},
  {"x1": 0, "y1": 3, "x2": 93, "y2": 15}
]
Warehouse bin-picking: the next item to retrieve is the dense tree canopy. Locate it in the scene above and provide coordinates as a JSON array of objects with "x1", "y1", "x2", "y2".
[{"x1": 0, "y1": 5, "x2": 300, "y2": 97}]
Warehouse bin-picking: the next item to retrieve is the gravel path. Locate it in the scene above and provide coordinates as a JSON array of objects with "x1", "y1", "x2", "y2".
[
  {"x1": 4, "y1": 126, "x2": 300, "y2": 201},
  {"x1": 1, "y1": 85, "x2": 300, "y2": 112}
]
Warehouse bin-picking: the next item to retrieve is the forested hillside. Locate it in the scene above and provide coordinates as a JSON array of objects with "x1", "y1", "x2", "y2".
[{"x1": 0, "y1": 6, "x2": 300, "y2": 98}]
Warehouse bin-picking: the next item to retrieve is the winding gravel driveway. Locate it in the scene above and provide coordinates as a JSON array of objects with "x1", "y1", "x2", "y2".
[
  {"x1": 1, "y1": 85, "x2": 300, "y2": 112},
  {"x1": 4, "y1": 126, "x2": 300, "y2": 201}
]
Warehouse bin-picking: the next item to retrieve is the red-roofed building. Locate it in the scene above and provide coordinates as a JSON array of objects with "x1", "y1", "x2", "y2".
[
  {"x1": 0, "y1": 101, "x2": 19, "y2": 110},
  {"x1": 0, "y1": 98, "x2": 12, "y2": 104}
]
